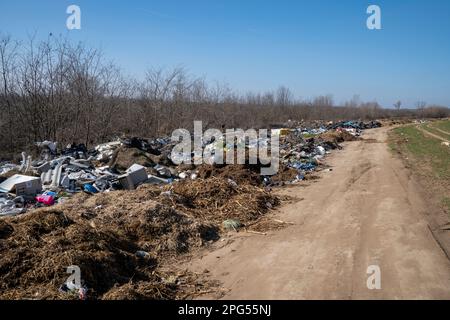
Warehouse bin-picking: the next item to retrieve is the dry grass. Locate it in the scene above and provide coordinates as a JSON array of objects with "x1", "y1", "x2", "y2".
[{"x1": 0, "y1": 172, "x2": 279, "y2": 300}]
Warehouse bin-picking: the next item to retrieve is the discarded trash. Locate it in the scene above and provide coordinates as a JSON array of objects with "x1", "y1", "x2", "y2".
[
  {"x1": 227, "y1": 179, "x2": 238, "y2": 188},
  {"x1": 95, "y1": 140, "x2": 122, "y2": 162},
  {"x1": 119, "y1": 164, "x2": 148, "y2": 190},
  {"x1": 178, "y1": 172, "x2": 188, "y2": 179},
  {"x1": 83, "y1": 184, "x2": 98, "y2": 194},
  {"x1": 146, "y1": 175, "x2": 172, "y2": 185},
  {"x1": 36, "y1": 140, "x2": 57, "y2": 154},
  {"x1": 0, "y1": 174, "x2": 42, "y2": 197},
  {"x1": 0, "y1": 194, "x2": 25, "y2": 217},
  {"x1": 35, "y1": 191, "x2": 57, "y2": 206},
  {"x1": 154, "y1": 164, "x2": 172, "y2": 178},
  {"x1": 135, "y1": 250, "x2": 151, "y2": 258},
  {"x1": 291, "y1": 162, "x2": 316, "y2": 171},
  {"x1": 0, "y1": 164, "x2": 17, "y2": 176},
  {"x1": 0, "y1": 119, "x2": 382, "y2": 299},
  {"x1": 316, "y1": 146, "x2": 326, "y2": 156},
  {"x1": 0, "y1": 119, "x2": 379, "y2": 220},
  {"x1": 59, "y1": 281, "x2": 88, "y2": 300},
  {"x1": 223, "y1": 219, "x2": 243, "y2": 231}
]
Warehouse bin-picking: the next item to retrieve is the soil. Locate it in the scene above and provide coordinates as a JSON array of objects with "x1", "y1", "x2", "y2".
[{"x1": 188, "y1": 127, "x2": 450, "y2": 299}]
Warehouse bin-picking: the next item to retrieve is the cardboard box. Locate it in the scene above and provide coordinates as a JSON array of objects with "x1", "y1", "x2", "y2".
[
  {"x1": 118, "y1": 164, "x2": 148, "y2": 190},
  {"x1": 0, "y1": 174, "x2": 42, "y2": 196}
]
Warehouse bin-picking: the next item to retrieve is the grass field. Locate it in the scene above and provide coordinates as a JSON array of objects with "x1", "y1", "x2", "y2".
[
  {"x1": 423, "y1": 122, "x2": 450, "y2": 140},
  {"x1": 433, "y1": 119, "x2": 450, "y2": 133},
  {"x1": 390, "y1": 120, "x2": 450, "y2": 214},
  {"x1": 392, "y1": 124, "x2": 450, "y2": 179}
]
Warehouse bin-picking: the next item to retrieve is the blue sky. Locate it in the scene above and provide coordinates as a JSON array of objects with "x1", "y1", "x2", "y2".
[{"x1": 1, "y1": 0, "x2": 450, "y2": 107}]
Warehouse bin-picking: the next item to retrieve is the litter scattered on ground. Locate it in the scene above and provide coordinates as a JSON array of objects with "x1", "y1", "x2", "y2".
[
  {"x1": 0, "y1": 120, "x2": 380, "y2": 214},
  {"x1": 0, "y1": 119, "x2": 381, "y2": 299}
]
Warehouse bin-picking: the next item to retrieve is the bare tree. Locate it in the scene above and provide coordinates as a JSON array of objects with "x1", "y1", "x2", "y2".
[
  {"x1": 313, "y1": 95, "x2": 334, "y2": 107},
  {"x1": 0, "y1": 34, "x2": 449, "y2": 161},
  {"x1": 394, "y1": 100, "x2": 402, "y2": 111},
  {"x1": 416, "y1": 101, "x2": 426, "y2": 118},
  {"x1": 344, "y1": 95, "x2": 361, "y2": 108},
  {"x1": 276, "y1": 86, "x2": 293, "y2": 106},
  {"x1": 0, "y1": 34, "x2": 19, "y2": 150}
]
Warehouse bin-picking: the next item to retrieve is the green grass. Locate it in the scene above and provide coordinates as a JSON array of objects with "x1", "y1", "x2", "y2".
[
  {"x1": 392, "y1": 126, "x2": 450, "y2": 179},
  {"x1": 432, "y1": 119, "x2": 450, "y2": 133},
  {"x1": 422, "y1": 124, "x2": 450, "y2": 140},
  {"x1": 391, "y1": 122, "x2": 450, "y2": 216}
]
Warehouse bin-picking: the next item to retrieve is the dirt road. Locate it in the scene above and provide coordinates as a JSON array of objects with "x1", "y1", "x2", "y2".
[
  {"x1": 417, "y1": 126, "x2": 450, "y2": 143},
  {"x1": 190, "y1": 127, "x2": 450, "y2": 299}
]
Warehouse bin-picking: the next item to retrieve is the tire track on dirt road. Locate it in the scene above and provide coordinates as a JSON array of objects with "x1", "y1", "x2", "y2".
[
  {"x1": 189, "y1": 127, "x2": 450, "y2": 299},
  {"x1": 418, "y1": 126, "x2": 450, "y2": 143},
  {"x1": 430, "y1": 126, "x2": 450, "y2": 137}
]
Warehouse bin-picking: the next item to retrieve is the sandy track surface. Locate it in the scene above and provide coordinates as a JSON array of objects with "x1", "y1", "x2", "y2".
[{"x1": 190, "y1": 127, "x2": 450, "y2": 299}]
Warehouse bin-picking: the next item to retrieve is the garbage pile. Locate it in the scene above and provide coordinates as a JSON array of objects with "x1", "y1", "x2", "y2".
[
  {"x1": 0, "y1": 138, "x2": 178, "y2": 217},
  {"x1": 267, "y1": 123, "x2": 365, "y2": 185},
  {"x1": 0, "y1": 120, "x2": 382, "y2": 217},
  {"x1": 0, "y1": 119, "x2": 381, "y2": 299},
  {"x1": 327, "y1": 120, "x2": 382, "y2": 137}
]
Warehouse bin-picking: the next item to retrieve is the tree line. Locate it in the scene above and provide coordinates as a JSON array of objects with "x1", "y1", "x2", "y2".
[{"x1": 1, "y1": 34, "x2": 449, "y2": 160}]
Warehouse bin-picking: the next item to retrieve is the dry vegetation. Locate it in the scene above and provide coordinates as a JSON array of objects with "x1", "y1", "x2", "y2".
[{"x1": 0, "y1": 173, "x2": 280, "y2": 299}]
